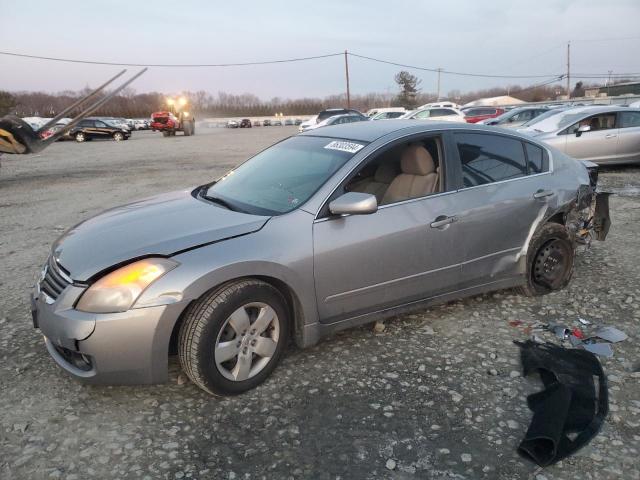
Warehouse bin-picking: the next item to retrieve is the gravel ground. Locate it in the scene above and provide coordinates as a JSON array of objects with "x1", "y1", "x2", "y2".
[{"x1": 0, "y1": 127, "x2": 639, "y2": 480}]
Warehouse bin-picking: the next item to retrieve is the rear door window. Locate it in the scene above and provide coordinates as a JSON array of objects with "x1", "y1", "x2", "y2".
[
  {"x1": 619, "y1": 111, "x2": 640, "y2": 128},
  {"x1": 455, "y1": 133, "x2": 528, "y2": 187},
  {"x1": 524, "y1": 143, "x2": 549, "y2": 174}
]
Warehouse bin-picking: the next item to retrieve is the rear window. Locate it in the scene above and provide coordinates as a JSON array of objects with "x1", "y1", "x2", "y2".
[
  {"x1": 455, "y1": 133, "x2": 527, "y2": 187},
  {"x1": 318, "y1": 110, "x2": 348, "y2": 122}
]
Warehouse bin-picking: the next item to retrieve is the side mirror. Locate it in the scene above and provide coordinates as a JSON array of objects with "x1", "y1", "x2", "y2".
[
  {"x1": 329, "y1": 192, "x2": 378, "y2": 216},
  {"x1": 576, "y1": 124, "x2": 591, "y2": 137}
]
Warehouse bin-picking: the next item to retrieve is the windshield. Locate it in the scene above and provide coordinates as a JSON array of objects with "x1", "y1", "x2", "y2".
[
  {"x1": 522, "y1": 109, "x2": 584, "y2": 132},
  {"x1": 204, "y1": 136, "x2": 365, "y2": 215}
]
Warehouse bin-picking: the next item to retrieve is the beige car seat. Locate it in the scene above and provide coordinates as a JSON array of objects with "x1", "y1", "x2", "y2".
[
  {"x1": 382, "y1": 145, "x2": 438, "y2": 204},
  {"x1": 349, "y1": 163, "x2": 397, "y2": 202}
]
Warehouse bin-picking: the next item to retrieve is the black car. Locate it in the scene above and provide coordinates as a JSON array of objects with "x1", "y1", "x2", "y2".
[
  {"x1": 239, "y1": 119, "x2": 252, "y2": 128},
  {"x1": 69, "y1": 119, "x2": 130, "y2": 142},
  {"x1": 263, "y1": 119, "x2": 272, "y2": 126},
  {"x1": 316, "y1": 108, "x2": 364, "y2": 123}
]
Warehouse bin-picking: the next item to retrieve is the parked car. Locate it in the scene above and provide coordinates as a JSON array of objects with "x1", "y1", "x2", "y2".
[
  {"x1": 371, "y1": 110, "x2": 406, "y2": 120},
  {"x1": 239, "y1": 119, "x2": 252, "y2": 128},
  {"x1": 298, "y1": 115, "x2": 317, "y2": 132},
  {"x1": 480, "y1": 107, "x2": 550, "y2": 128},
  {"x1": 263, "y1": 119, "x2": 272, "y2": 126},
  {"x1": 463, "y1": 107, "x2": 506, "y2": 123},
  {"x1": 32, "y1": 120, "x2": 609, "y2": 395},
  {"x1": 401, "y1": 107, "x2": 466, "y2": 122},
  {"x1": 284, "y1": 119, "x2": 294, "y2": 126},
  {"x1": 253, "y1": 120, "x2": 261, "y2": 127},
  {"x1": 366, "y1": 107, "x2": 406, "y2": 118},
  {"x1": 294, "y1": 118, "x2": 303, "y2": 125},
  {"x1": 418, "y1": 102, "x2": 462, "y2": 110},
  {"x1": 226, "y1": 120, "x2": 239, "y2": 128},
  {"x1": 273, "y1": 120, "x2": 283, "y2": 126},
  {"x1": 519, "y1": 106, "x2": 640, "y2": 164},
  {"x1": 69, "y1": 118, "x2": 130, "y2": 142},
  {"x1": 518, "y1": 106, "x2": 573, "y2": 130},
  {"x1": 302, "y1": 113, "x2": 368, "y2": 131}
]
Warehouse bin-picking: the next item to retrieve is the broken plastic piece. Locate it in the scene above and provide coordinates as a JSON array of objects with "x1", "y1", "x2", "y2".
[
  {"x1": 569, "y1": 335, "x2": 583, "y2": 347},
  {"x1": 578, "y1": 318, "x2": 591, "y2": 326},
  {"x1": 553, "y1": 326, "x2": 570, "y2": 340},
  {"x1": 571, "y1": 328, "x2": 585, "y2": 340},
  {"x1": 580, "y1": 342, "x2": 613, "y2": 358},
  {"x1": 593, "y1": 326, "x2": 627, "y2": 344}
]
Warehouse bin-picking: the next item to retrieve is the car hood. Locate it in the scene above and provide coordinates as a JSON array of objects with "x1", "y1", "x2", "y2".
[{"x1": 52, "y1": 189, "x2": 270, "y2": 281}]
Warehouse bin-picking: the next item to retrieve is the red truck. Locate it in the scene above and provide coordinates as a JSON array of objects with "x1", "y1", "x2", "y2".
[{"x1": 150, "y1": 110, "x2": 195, "y2": 137}]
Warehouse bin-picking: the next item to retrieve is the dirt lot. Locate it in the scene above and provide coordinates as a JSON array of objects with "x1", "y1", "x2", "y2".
[{"x1": 1, "y1": 127, "x2": 639, "y2": 480}]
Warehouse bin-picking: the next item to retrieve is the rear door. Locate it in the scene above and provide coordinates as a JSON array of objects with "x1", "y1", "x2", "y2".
[
  {"x1": 616, "y1": 110, "x2": 640, "y2": 163},
  {"x1": 449, "y1": 132, "x2": 551, "y2": 287},
  {"x1": 93, "y1": 120, "x2": 112, "y2": 139}
]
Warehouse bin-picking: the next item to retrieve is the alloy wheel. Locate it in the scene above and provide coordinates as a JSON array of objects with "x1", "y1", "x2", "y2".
[{"x1": 214, "y1": 302, "x2": 280, "y2": 382}]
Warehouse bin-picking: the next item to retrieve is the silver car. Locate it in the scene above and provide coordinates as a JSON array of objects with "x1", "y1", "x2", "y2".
[
  {"x1": 520, "y1": 105, "x2": 640, "y2": 164},
  {"x1": 481, "y1": 106, "x2": 550, "y2": 128},
  {"x1": 32, "y1": 121, "x2": 609, "y2": 395}
]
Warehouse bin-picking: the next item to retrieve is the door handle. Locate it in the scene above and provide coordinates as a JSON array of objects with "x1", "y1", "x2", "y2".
[
  {"x1": 430, "y1": 215, "x2": 458, "y2": 229},
  {"x1": 533, "y1": 190, "x2": 554, "y2": 199},
  {"x1": 605, "y1": 134, "x2": 617, "y2": 139}
]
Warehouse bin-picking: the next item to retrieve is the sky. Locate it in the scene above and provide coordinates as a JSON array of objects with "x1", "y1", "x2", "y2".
[{"x1": 1, "y1": 0, "x2": 639, "y2": 100}]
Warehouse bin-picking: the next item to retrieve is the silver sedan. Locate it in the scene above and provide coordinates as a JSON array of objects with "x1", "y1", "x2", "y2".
[
  {"x1": 519, "y1": 105, "x2": 640, "y2": 164},
  {"x1": 32, "y1": 121, "x2": 610, "y2": 395}
]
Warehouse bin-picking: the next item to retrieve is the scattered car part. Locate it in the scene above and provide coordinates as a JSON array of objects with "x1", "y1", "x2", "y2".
[
  {"x1": 515, "y1": 340, "x2": 608, "y2": 467},
  {"x1": 592, "y1": 326, "x2": 628, "y2": 343},
  {"x1": 579, "y1": 342, "x2": 614, "y2": 358}
]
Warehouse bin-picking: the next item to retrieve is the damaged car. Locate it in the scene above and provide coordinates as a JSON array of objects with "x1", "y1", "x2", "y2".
[{"x1": 31, "y1": 121, "x2": 610, "y2": 395}]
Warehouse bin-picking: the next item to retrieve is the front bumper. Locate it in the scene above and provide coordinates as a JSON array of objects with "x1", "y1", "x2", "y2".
[{"x1": 32, "y1": 283, "x2": 187, "y2": 385}]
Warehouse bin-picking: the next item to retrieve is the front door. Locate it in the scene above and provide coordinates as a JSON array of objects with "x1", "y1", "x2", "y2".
[
  {"x1": 312, "y1": 193, "x2": 463, "y2": 323},
  {"x1": 564, "y1": 112, "x2": 618, "y2": 163}
]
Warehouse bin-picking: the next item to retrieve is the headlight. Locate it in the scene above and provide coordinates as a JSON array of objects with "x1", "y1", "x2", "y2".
[{"x1": 76, "y1": 258, "x2": 178, "y2": 313}]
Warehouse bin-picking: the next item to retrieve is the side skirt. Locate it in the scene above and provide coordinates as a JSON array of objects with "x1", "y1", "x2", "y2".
[{"x1": 300, "y1": 276, "x2": 523, "y2": 348}]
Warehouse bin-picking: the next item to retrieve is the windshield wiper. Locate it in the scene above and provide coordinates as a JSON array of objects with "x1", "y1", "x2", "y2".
[{"x1": 203, "y1": 194, "x2": 245, "y2": 213}]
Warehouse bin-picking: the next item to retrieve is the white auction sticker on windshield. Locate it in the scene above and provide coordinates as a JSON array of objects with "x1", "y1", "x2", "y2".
[{"x1": 324, "y1": 140, "x2": 365, "y2": 154}]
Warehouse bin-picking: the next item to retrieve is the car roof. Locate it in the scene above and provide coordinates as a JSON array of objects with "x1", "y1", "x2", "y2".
[
  {"x1": 556, "y1": 105, "x2": 631, "y2": 115},
  {"x1": 300, "y1": 119, "x2": 528, "y2": 143}
]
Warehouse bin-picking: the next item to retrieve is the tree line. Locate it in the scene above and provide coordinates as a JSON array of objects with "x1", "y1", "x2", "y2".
[{"x1": 0, "y1": 73, "x2": 624, "y2": 119}]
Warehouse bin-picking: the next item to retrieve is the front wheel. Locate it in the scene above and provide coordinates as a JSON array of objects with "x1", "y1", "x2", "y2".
[
  {"x1": 517, "y1": 222, "x2": 575, "y2": 296},
  {"x1": 75, "y1": 132, "x2": 86, "y2": 142},
  {"x1": 113, "y1": 132, "x2": 124, "y2": 141},
  {"x1": 178, "y1": 280, "x2": 289, "y2": 395}
]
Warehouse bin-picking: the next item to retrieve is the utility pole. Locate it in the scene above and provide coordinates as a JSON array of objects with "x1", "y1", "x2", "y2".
[
  {"x1": 607, "y1": 70, "x2": 612, "y2": 97},
  {"x1": 566, "y1": 41, "x2": 571, "y2": 99},
  {"x1": 344, "y1": 50, "x2": 351, "y2": 109},
  {"x1": 436, "y1": 68, "x2": 442, "y2": 100}
]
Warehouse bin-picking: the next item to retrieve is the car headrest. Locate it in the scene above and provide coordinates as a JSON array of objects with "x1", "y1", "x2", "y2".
[
  {"x1": 400, "y1": 145, "x2": 435, "y2": 175},
  {"x1": 374, "y1": 163, "x2": 397, "y2": 183}
]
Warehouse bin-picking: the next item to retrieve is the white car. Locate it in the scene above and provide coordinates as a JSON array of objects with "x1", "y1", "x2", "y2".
[
  {"x1": 401, "y1": 107, "x2": 466, "y2": 123},
  {"x1": 418, "y1": 102, "x2": 462, "y2": 110},
  {"x1": 298, "y1": 115, "x2": 318, "y2": 133},
  {"x1": 366, "y1": 107, "x2": 406, "y2": 118},
  {"x1": 370, "y1": 109, "x2": 406, "y2": 120}
]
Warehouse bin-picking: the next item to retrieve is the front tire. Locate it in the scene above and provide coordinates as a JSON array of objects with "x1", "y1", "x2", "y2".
[
  {"x1": 75, "y1": 132, "x2": 86, "y2": 142},
  {"x1": 517, "y1": 222, "x2": 575, "y2": 297},
  {"x1": 178, "y1": 280, "x2": 290, "y2": 395},
  {"x1": 113, "y1": 132, "x2": 124, "y2": 141}
]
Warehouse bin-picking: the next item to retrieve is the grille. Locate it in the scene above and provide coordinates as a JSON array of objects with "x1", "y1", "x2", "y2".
[{"x1": 40, "y1": 256, "x2": 72, "y2": 301}]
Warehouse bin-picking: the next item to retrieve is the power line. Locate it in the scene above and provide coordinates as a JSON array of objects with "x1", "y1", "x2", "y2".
[
  {"x1": 348, "y1": 52, "x2": 561, "y2": 79},
  {"x1": 1, "y1": 48, "x2": 637, "y2": 82},
  {"x1": 0, "y1": 50, "x2": 344, "y2": 67}
]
